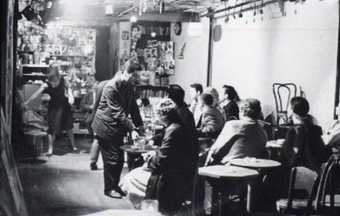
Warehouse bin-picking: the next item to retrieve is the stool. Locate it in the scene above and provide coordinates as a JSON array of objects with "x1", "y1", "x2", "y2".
[{"x1": 24, "y1": 130, "x2": 50, "y2": 157}]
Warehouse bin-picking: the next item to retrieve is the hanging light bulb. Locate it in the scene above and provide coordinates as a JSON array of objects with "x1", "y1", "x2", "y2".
[
  {"x1": 105, "y1": 4, "x2": 114, "y2": 15},
  {"x1": 225, "y1": 16, "x2": 230, "y2": 23},
  {"x1": 130, "y1": 15, "x2": 138, "y2": 23},
  {"x1": 151, "y1": 32, "x2": 156, "y2": 37}
]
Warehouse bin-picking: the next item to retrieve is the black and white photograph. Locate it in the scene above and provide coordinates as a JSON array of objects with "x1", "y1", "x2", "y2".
[{"x1": 1, "y1": 0, "x2": 340, "y2": 216}]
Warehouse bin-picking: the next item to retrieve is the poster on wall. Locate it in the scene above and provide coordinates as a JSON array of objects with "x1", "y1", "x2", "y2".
[
  {"x1": 119, "y1": 22, "x2": 131, "y2": 69},
  {"x1": 129, "y1": 22, "x2": 174, "y2": 85}
]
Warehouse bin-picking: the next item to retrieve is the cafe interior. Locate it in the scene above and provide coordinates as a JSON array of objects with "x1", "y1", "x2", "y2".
[{"x1": 1, "y1": 0, "x2": 340, "y2": 215}]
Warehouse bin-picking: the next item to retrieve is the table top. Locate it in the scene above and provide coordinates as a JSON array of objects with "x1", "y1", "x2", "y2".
[
  {"x1": 121, "y1": 144, "x2": 159, "y2": 154},
  {"x1": 198, "y1": 165, "x2": 259, "y2": 179},
  {"x1": 266, "y1": 139, "x2": 285, "y2": 148},
  {"x1": 229, "y1": 158, "x2": 281, "y2": 169},
  {"x1": 83, "y1": 209, "x2": 163, "y2": 216}
]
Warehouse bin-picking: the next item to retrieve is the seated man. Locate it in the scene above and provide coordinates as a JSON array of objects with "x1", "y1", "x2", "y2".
[
  {"x1": 280, "y1": 96, "x2": 331, "y2": 172},
  {"x1": 201, "y1": 98, "x2": 267, "y2": 214},
  {"x1": 121, "y1": 98, "x2": 197, "y2": 215},
  {"x1": 205, "y1": 98, "x2": 267, "y2": 165},
  {"x1": 196, "y1": 93, "x2": 225, "y2": 139}
]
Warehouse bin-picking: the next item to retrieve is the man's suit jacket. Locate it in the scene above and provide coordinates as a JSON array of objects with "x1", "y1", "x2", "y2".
[
  {"x1": 206, "y1": 118, "x2": 267, "y2": 165},
  {"x1": 197, "y1": 106, "x2": 225, "y2": 138}
]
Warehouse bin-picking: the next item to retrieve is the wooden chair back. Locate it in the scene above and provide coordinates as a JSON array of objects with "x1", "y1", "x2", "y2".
[
  {"x1": 286, "y1": 166, "x2": 318, "y2": 210},
  {"x1": 272, "y1": 83, "x2": 297, "y2": 125}
]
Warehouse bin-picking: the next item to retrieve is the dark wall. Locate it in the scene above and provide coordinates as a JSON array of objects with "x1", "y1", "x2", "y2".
[{"x1": 94, "y1": 26, "x2": 112, "y2": 81}]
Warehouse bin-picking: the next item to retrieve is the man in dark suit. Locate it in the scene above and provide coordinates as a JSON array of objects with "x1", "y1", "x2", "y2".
[{"x1": 92, "y1": 60, "x2": 144, "y2": 198}]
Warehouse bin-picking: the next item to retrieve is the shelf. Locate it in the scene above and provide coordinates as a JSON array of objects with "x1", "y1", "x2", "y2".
[
  {"x1": 50, "y1": 55, "x2": 90, "y2": 58},
  {"x1": 21, "y1": 64, "x2": 49, "y2": 68},
  {"x1": 23, "y1": 73, "x2": 46, "y2": 77}
]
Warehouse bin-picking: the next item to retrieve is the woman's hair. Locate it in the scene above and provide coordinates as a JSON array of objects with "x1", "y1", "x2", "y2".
[
  {"x1": 155, "y1": 98, "x2": 179, "y2": 123},
  {"x1": 200, "y1": 93, "x2": 214, "y2": 107},
  {"x1": 47, "y1": 66, "x2": 60, "y2": 82},
  {"x1": 290, "y1": 96, "x2": 309, "y2": 117},
  {"x1": 190, "y1": 83, "x2": 203, "y2": 94},
  {"x1": 141, "y1": 97, "x2": 150, "y2": 106},
  {"x1": 168, "y1": 84, "x2": 185, "y2": 106},
  {"x1": 239, "y1": 98, "x2": 262, "y2": 120},
  {"x1": 223, "y1": 85, "x2": 240, "y2": 102},
  {"x1": 204, "y1": 87, "x2": 219, "y2": 107}
]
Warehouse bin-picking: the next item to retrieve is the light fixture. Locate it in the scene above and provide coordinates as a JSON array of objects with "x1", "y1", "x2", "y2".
[
  {"x1": 224, "y1": 16, "x2": 229, "y2": 23},
  {"x1": 130, "y1": 15, "x2": 138, "y2": 23},
  {"x1": 46, "y1": 1, "x2": 53, "y2": 9},
  {"x1": 105, "y1": 4, "x2": 114, "y2": 15},
  {"x1": 150, "y1": 32, "x2": 156, "y2": 38}
]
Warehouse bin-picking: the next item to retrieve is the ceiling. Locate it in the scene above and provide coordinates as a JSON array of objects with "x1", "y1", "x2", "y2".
[{"x1": 20, "y1": 0, "x2": 225, "y2": 18}]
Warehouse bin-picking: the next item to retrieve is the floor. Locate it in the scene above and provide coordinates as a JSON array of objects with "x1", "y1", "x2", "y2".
[{"x1": 17, "y1": 136, "x2": 133, "y2": 216}]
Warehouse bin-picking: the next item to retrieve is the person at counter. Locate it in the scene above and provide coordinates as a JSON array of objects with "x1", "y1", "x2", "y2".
[
  {"x1": 24, "y1": 66, "x2": 77, "y2": 154},
  {"x1": 121, "y1": 98, "x2": 197, "y2": 215},
  {"x1": 91, "y1": 59, "x2": 144, "y2": 199}
]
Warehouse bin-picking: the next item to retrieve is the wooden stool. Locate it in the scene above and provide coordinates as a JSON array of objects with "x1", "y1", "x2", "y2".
[{"x1": 24, "y1": 130, "x2": 50, "y2": 157}]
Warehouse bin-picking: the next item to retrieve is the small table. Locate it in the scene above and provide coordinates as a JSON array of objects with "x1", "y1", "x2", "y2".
[
  {"x1": 82, "y1": 209, "x2": 163, "y2": 216},
  {"x1": 121, "y1": 144, "x2": 159, "y2": 170},
  {"x1": 266, "y1": 139, "x2": 285, "y2": 159},
  {"x1": 120, "y1": 144, "x2": 159, "y2": 154},
  {"x1": 229, "y1": 158, "x2": 281, "y2": 170},
  {"x1": 199, "y1": 165, "x2": 259, "y2": 215}
]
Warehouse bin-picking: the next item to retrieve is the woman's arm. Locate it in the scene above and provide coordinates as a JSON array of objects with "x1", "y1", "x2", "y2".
[{"x1": 24, "y1": 83, "x2": 48, "y2": 106}]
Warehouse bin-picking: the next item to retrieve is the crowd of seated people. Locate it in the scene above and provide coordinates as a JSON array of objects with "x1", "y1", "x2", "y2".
[{"x1": 117, "y1": 81, "x2": 336, "y2": 215}]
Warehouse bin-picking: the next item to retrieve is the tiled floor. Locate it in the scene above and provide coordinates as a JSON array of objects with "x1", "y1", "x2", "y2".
[{"x1": 18, "y1": 136, "x2": 133, "y2": 216}]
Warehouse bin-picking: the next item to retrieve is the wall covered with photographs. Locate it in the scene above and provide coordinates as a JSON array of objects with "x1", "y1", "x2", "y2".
[
  {"x1": 119, "y1": 21, "x2": 175, "y2": 86},
  {"x1": 17, "y1": 21, "x2": 96, "y2": 95}
]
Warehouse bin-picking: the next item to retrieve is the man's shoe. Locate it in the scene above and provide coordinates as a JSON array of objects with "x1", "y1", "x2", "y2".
[
  {"x1": 115, "y1": 186, "x2": 127, "y2": 197},
  {"x1": 90, "y1": 162, "x2": 98, "y2": 170},
  {"x1": 104, "y1": 190, "x2": 123, "y2": 199}
]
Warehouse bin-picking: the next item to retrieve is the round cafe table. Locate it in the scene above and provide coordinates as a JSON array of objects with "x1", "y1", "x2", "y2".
[
  {"x1": 121, "y1": 144, "x2": 159, "y2": 170},
  {"x1": 199, "y1": 165, "x2": 259, "y2": 215},
  {"x1": 229, "y1": 158, "x2": 281, "y2": 170},
  {"x1": 120, "y1": 144, "x2": 159, "y2": 154}
]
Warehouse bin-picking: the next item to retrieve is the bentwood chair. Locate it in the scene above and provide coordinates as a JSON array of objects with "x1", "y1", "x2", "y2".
[
  {"x1": 276, "y1": 166, "x2": 319, "y2": 215},
  {"x1": 272, "y1": 83, "x2": 297, "y2": 126},
  {"x1": 314, "y1": 154, "x2": 340, "y2": 215}
]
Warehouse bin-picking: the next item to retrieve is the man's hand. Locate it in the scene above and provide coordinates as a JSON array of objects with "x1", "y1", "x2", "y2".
[
  {"x1": 131, "y1": 130, "x2": 140, "y2": 140},
  {"x1": 142, "y1": 151, "x2": 156, "y2": 162}
]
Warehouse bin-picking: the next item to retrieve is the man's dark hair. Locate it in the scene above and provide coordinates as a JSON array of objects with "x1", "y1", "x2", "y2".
[
  {"x1": 290, "y1": 96, "x2": 309, "y2": 117},
  {"x1": 168, "y1": 84, "x2": 185, "y2": 106},
  {"x1": 190, "y1": 83, "x2": 203, "y2": 94},
  {"x1": 200, "y1": 93, "x2": 214, "y2": 107}
]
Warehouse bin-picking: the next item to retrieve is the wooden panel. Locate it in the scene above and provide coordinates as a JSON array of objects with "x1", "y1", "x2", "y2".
[{"x1": 0, "y1": 0, "x2": 28, "y2": 215}]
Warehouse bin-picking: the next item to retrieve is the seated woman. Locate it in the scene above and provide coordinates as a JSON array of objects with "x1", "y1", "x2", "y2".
[
  {"x1": 205, "y1": 98, "x2": 267, "y2": 165},
  {"x1": 220, "y1": 85, "x2": 240, "y2": 121},
  {"x1": 197, "y1": 93, "x2": 225, "y2": 139},
  {"x1": 280, "y1": 96, "x2": 332, "y2": 172},
  {"x1": 121, "y1": 98, "x2": 197, "y2": 215}
]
